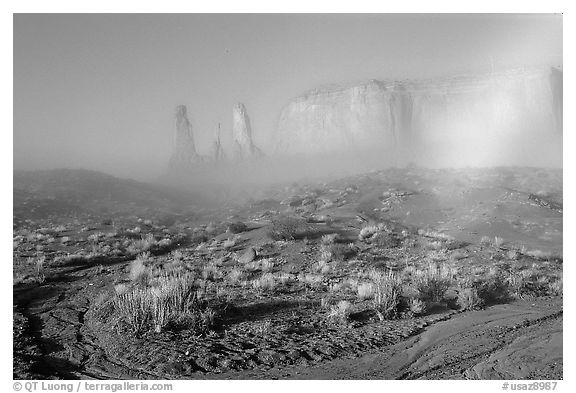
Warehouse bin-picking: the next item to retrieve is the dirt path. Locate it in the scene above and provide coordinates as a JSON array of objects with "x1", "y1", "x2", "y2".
[
  {"x1": 223, "y1": 300, "x2": 562, "y2": 380},
  {"x1": 13, "y1": 260, "x2": 140, "y2": 379}
]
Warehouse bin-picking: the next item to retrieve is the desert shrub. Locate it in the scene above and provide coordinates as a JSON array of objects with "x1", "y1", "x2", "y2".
[
  {"x1": 320, "y1": 296, "x2": 332, "y2": 309},
  {"x1": 222, "y1": 237, "x2": 238, "y2": 249},
  {"x1": 456, "y1": 287, "x2": 484, "y2": 311},
  {"x1": 113, "y1": 287, "x2": 151, "y2": 334},
  {"x1": 358, "y1": 225, "x2": 381, "y2": 241},
  {"x1": 507, "y1": 269, "x2": 558, "y2": 298},
  {"x1": 321, "y1": 233, "x2": 340, "y2": 245},
  {"x1": 357, "y1": 282, "x2": 375, "y2": 300},
  {"x1": 506, "y1": 270, "x2": 528, "y2": 298},
  {"x1": 358, "y1": 223, "x2": 399, "y2": 247},
  {"x1": 475, "y1": 268, "x2": 509, "y2": 304},
  {"x1": 201, "y1": 263, "x2": 219, "y2": 281},
  {"x1": 244, "y1": 260, "x2": 261, "y2": 272},
  {"x1": 113, "y1": 272, "x2": 212, "y2": 334},
  {"x1": 313, "y1": 259, "x2": 332, "y2": 274},
  {"x1": 252, "y1": 273, "x2": 276, "y2": 292},
  {"x1": 320, "y1": 243, "x2": 356, "y2": 262},
  {"x1": 129, "y1": 252, "x2": 151, "y2": 283},
  {"x1": 227, "y1": 221, "x2": 248, "y2": 234},
  {"x1": 547, "y1": 277, "x2": 563, "y2": 296},
  {"x1": 371, "y1": 270, "x2": 403, "y2": 320},
  {"x1": 126, "y1": 233, "x2": 157, "y2": 255},
  {"x1": 413, "y1": 263, "x2": 453, "y2": 303},
  {"x1": 408, "y1": 297, "x2": 427, "y2": 315},
  {"x1": 300, "y1": 273, "x2": 324, "y2": 287},
  {"x1": 268, "y1": 216, "x2": 308, "y2": 241},
  {"x1": 227, "y1": 268, "x2": 245, "y2": 284},
  {"x1": 493, "y1": 236, "x2": 505, "y2": 248},
  {"x1": 275, "y1": 272, "x2": 293, "y2": 285},
  {"x1": 251, "y1": 320, "x2": 272, "y2": 335},
  {"x1": 372, "y1": 232, "x2": 400, "y2": 248},
  {"x1": 328, "y1": 300, "x2": 352, "y2": 324},
  {"x1": 171, "y1": 249, "x2": 183, "y2": 262},
  {"x1": 260, "y1": 258, "x2": 275, "y2": 272},
  {"x1": 157, "y1": 238, "x2": 172, "y2": 248},
  {"x1": 32, "y1": 256, "x2": 46, "y2": 284}
]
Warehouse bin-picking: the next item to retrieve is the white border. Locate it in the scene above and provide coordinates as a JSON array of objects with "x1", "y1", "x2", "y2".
[{"x1": 3, "y1": 2, "x2": 572, "y2": 392}]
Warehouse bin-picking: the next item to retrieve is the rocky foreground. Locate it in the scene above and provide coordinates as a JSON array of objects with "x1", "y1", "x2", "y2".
[{"x1": 13, "y1": 166, "x2": 562, "y2": 379}]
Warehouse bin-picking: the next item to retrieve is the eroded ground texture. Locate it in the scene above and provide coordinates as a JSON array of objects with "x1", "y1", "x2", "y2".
[{"x1": 13, "y1": 166, "x2": 562, "y2": 379}]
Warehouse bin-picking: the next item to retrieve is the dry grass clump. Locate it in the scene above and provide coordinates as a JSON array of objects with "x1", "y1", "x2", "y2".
[
  {"x1": 493, "y1": 236, "x2": 505, "y2": 248},
  {"x1": 313, "y1": 259, "x2": 332, "y2": 274},
  {"x1": 358, "y1": 223, "x2": 398, "y2": 248},
  {"x1": 252, "y1": 273, "x2": 276, "y2": 292},
  {"x1": 113, "y1": 271, "x2": 214, "y2": 334},
  {"x1": 321, "y1": 233, "x2": 340, "y2": 245},
  {"x1": 31, "y1": 256, "x2": 46, "y2": 284},
  {"x1": 358, "y1": 224, "x2": 382, "y2": 242},
  {"x1": 456, "y1": 287, "x2": 484, "y2": 311},
  {"x1": 244, "y1": 260, "x2": 261, "y2": 272},
  {"x1": 251, "y1": 320, "x2": 272, "y2": 335},
  {"x1": 260, "y1": 258, "x2": 274, "y2": 272},
  {"x1": 227, "y1": 268, "x2": 245, "y2": 284},
  {"x1": 507, "y1": 269, "x2": 529, "y2": 298},
  {"x1": 371, "y1": 231, "x2": 400, "y2": 248},
  {"x1": 53, "y1": 225, "x2": 67, "y2": 233},
  {"x1": 126, "y1": 233, "x2": 157, "y2": 255},
  {"x1": 300, "y1": 273, "x2": 324, "y2": 287},
  {"x1": 171, "y1": 249, "x2": 183, "y2": 262},
  {"x1": 327, "y1": 300, "x2": 352, "y2": 324},
  {"x1": 371, "y1": 270, "x2": 403, "y2": 320},
  {"x1": 356, "y1": 282, "x2": 375, "y2": 300},
  {"x1": 222, "y1": 238, "x2": 238, "y2": 249},
  {"x1": 506, "y1": 268, "x2": 561, "y2": 298},
  {"x1": 330, "y1": 278, "x2": 359, "y2": 293},
  {"x1": 275, "y1": 272, "x2": 294, "y2": 285},
  {"x1": 467, "y1": 267, "x2": 509, "y2": 305},
  {"x1": 547, "y1": 277, "x2": 563, "y2": 296},
  {"x1": 413, "y1": 263, "x2": 453, "y2": 303},
  {"x1": 319, "y1": 243, "x2": 356, "y2": 262},
  {"x1": 201, "y1": 263, "x2": 220, "y2": 281},
  {"x1": 408, "y1": 297, "x2": 427, "y2": 316},
  {"x1": 129, "y1": 252, "x2": 151, "y2": 283}
]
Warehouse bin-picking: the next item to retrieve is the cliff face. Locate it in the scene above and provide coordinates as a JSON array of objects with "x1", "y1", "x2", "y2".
[
  {"x1": 232, "y1": 103, "x2": 264, "y2": 161},
  {"x1": 275, "y1": 68, "x2": 563, "y2": 167},
  {"x1": 209, "y1": 123, "x2": 226, "y2": 163},
  {"x1": 168, "y1": 105, "x2": 203, "y2": 170}
]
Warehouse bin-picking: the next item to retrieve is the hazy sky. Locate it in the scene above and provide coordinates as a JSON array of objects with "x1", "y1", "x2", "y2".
[{"x1": 13, "y1": 14, "x2": 562, "y2": 180}]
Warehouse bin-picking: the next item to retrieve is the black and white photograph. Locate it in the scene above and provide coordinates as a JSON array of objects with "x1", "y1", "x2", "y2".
[{"x1": 8, "y1": 5, "x2": 568, "y2": 386}]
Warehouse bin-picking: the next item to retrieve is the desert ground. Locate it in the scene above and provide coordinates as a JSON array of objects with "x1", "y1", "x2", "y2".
[{"x1": 13, "y1": 166, "x2": 562, "y2": 380}]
